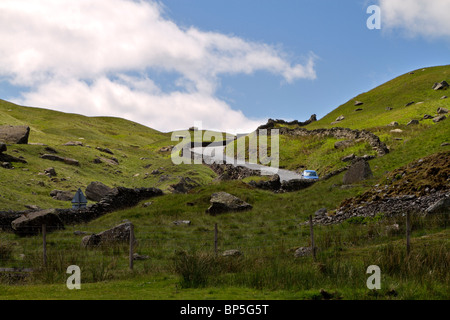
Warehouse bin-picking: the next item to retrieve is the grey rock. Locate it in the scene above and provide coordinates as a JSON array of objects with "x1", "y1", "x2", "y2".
[
  {"x1": 437, "y1": 107, "x2": 449, "y2": 114},
  {"x1": 173, "y1": 220, "x2": 191, "y2": 226},
  {"x1": 82, "y1": 222, "x2": 134, "y2": 248},
  {"x1": 133, "y1": 253, "x2": 149, "y2": 261},
  {"x1": 40, "y1": 154, "x2": 80, "y2": 166},
  {"x1": 63, "y1": 141, "x2": 83, "y2": 146},
  {"x1": 1, "y1": 162, "x2": 12, "y2": 169},
  {"x1": 441, "y1": 96, "x2": 448, "y2": 99},
  {"x1": 388, "y1": 121, "x2": 399, "y2": 127},
  {"x1": 343, "y1": 159, "x2": 373, "y2": 184},
  {"x1": 248, "y1": 174, "x2": 281, "y2": 191},
  {"x1": 425, "y1": 197, "x2": 450, "y2": 214},
  {"x1": 433, "y1": 115, "x2": 447, "y2": 123},
  {"x1": 222, "y1": 249, "x2": 242, "y2": 257},
  {"x1": 96, "y1": 147, "x2": 114, "y2": 155},
  {"x1": 168, "y1": 177, "x2": 199, "y2": 194},
  {"x1": 432, "y1": 81, "x2": 449, "y2": 90},
  {"x1": 341, "y1": 154, "x2": 355, "y2": 162},
  {"x1": 423, "y1": 114, "x2": 434, "y2": 119},
  {"x1": 50, "y1": 190, "x2": 74, "y2": 201},
  {"x1": 334, "y1": 140, "x2": 354, "y2": 149},
  {"x1": 354, "y1": 101, "x2": 364, "y2": 106},
  {"x1": 315, "y1": 208, "x2": 327, "y2": 217},
  {"x1": 407, "y1": 119, "x2": 419, "y2": 126},
  {"x1": 281, "y1": 179, "x2": 316, "y2": 192},
  {"x1": 44, "y1": 167, "x2": 57, "y2": 177},
  {"x1": 0, "y1": 125, "x2": 30, "y2": 144},
  {"x1": 206, "y1": 192, "x2": 252, "y2": 215},
  {"x1": 85, "y1": 181, "x2": 112, "y2": 202},
  {"x1": 335, "y1": 115, "x2": 345, "y2": 122},
  {"x1": 294, "y1": 247, "x2": 313, "y2": 258},
  {"x1": 405, "y1": 102, "x2": 415, "y2": 107}
]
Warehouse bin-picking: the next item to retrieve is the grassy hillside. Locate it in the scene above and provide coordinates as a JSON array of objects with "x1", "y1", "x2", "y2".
[
  {"x1": 0, "y1": 66, "x2": 449, "y2": 300},
  {"x1": 0, "y1": 99, "x2": 216, "y2": 210}
]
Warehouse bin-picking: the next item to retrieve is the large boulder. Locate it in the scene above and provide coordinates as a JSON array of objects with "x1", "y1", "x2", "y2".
[
  {"x1": 82, "y1": 222, "x2": 134, "y2": 248},
  {"x1": 206, "y1": 192, "x2": 252, "y2": 215},
  {"x1": 432, "y1": 81, "x2": 449, "y2": 91},
  {"x1": 343, "y1": 159, "x2": 373, "y2": 184},
  {"x1": 85, "y1": 181, "x2": 112, "y2": 202},
  {"x1": 0, "y1": 125, "x2": 30, "y2": 144},
  {"x1": 11, "y1": 209, "x2": 64, "y2": 236}
]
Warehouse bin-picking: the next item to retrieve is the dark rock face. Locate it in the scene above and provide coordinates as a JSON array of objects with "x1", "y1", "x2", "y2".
[
  {"x1": 342, "y1": 159, "x2": 373, "y2": 184},
  {"x1": 206, "y1": 192, "x2": 252, "y2": 215},
  {"x1": 11, "y1": 209, "x2": 65, "y2": 236},
  {"x1": 0, "y1": 125, "x2": 30, "y2": 144},
  {"x1": 85, "y1": 181, "x2": 112, "y2": 202}
]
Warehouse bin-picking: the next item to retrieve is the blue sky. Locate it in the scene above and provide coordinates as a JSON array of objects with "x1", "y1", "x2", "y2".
[{"x1": 0, "y1": 0, "x2": 449, "y2": 132}]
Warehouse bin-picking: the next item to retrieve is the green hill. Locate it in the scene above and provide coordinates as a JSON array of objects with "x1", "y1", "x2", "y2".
[{"x1": 0, "y1": 66, "x2": 449, "y2": 300}]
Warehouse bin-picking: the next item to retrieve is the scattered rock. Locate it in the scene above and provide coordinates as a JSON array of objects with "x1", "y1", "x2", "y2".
[
  {"x1": 342, "y1": 159, "x2": 373, "y2": 185},
  {"x1": 354, "y1": 101, "x2": 364, "y2": 106},
  {"x1": 405, "y1": 102, "x2": 415, "y2": 107},
  {"x1": 390, "y1": 129, "x2": 403, "y2": 133},
  {"x1": 142, "y1": 202, "x2": 153, "y2": 208},
  {"x1": 159, "y1": 145, "x2": 174, "y2": 152},
  {"x1": 11, "y1": 209, "x2": 64, "y2": 236},
  {"x1": 433, "y1": 115, "x2": 447, "y2": 123},
  {"x1": 85, "y1": 181, "x2": 112, "y2": 202},
  {"x1": 209, "y1": 163, "x2": 261, "y2": 181},
  {"x1": 385, "y1": 107, "x2": 393, "y2": 111},
  {"x1": 206, "y1": 192, "x2": 252, "y2": 215},
  {"x1": 44, "y1": 167, "x2": 57, "y2": 177},
  {"x1": 441, "y1": 96, "x2": 448, "y2": 99},
  {"x1": 407, "y1": 119, "x2": 419, "y2": 126},
  {"x1": 222, "y1": 249, "x2": 242, "y2": 257},
  {"x1": 1, "y1": 162, "x2": 12, "y2": 169},
  {"x1": 50, "y1": 190, "x2": 74, "y2": 201},
  {"x1": 173, "y1": 220, "x2": 191, "y2": 226},
  {"x1": 63, "y1": 141, "x2": 83, "y2": 146},
  {"x1": 315, "y1": 208, "x2": 327, "y2": 217},
  {"x1": 281, "y1": 179, "x2": 316, "y2": 192},
  {"x1": 423, "y1": 114, "x2": 434, "y2": 120},
  {"x1": 24, "y1": 205, "x2": 41, "y2": 211},
  {"x1": 73, "y1": 230, "x2": 88, "y2": 236},
  {"x1": 44, "y1": 146, "x2": 58, "y2": 154},
  {"x1": 437, "y1": 107, "x2": 449, "y2": 114},
  {"x1": 133, "y1": 253, "x2": 149, "y2": 261},
  {"x1": 355, "y1": 108, "x2": 363, "y2": 112},
  {"x1": 96, "y1": 147, "x2": 114, "y2": 155},
  {"x1": 40, "y1": 154, "x2": 80, "y2": 166},
  {"x1": 168, "y1": 177, "x2": 200, "y2": 194},
  {"x1": 441, "y1": 142, "x2": 450, "y2": 147},
  {"x1": 388, "y1": 121, "x2": 399, "y2": 127},
  {"x1": 335, "y1": 115, "x2": 345, "y2": 122},
  {"x1": 294, "y1": 247, "x2": 312, "y2": 258},
  {"x1": 0, "y1": 125, "x2": 30, "y2": 144},
  {"x1": 432, "y1": 81, "x2": 449, "y2": 91}
]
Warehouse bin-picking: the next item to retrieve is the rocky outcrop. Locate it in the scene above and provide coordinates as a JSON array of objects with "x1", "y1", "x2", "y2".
[
  {"x1": 248, "y1": 174, "x2": 281, "y2": 191},
  {"x1": 11, "y1": 209, "x2": 65, "y2": 236},
  {"x1": 82, "y1": 222, "x2": 134, "y2": 248},
  {"x1": 206, "y1": 192, "x2": 252, "y2": 215},
  {"x1": 85, "y1": 181, "x2": 112, "y2": 202},
  {"x1": 279, "y1": 127, "x2": 389, "y2": 156},
  {"x1": 257, "y1": 115, "x2": 317, "y2": 130},
  {"x1": 0, "y1": 125, "x2": 30, "y2": 144}
]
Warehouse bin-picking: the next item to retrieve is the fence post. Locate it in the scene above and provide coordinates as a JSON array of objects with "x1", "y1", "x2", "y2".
[
  {"x1": 406, "y1": 211, "x2": 411, "y2": 256},
  {"x1": 309, "y1": 215, "x2": 316, "y2": 261},
  {"x1": 129, "y1": 223, "x2": 134, "y2": 270},
  {"x1": 214, "y1": 223, "x2": 218, "y2": 256},
  {"x1": 42, "y1": 224, "x2": 47, "y2": 268}
]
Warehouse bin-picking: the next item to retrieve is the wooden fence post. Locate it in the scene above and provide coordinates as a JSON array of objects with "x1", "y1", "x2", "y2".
[
  {"x1": 309, "y1": 215, "x2": 316, "y2": 261},
  {"x1": 406, "y1": 212, "x2": 411, "y2": 255},
  {"x1": 42, "y1": 224, "x2": 47, "y2": 268},
  {"x1": 129, "y1": 223, "x2": 134, "y2": 270},
  {"x1": 214, "y1": 223, "x2": 218, "y2": 256}
]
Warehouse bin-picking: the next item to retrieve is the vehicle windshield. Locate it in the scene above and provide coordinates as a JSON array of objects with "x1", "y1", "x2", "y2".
[{"x1": 304, "y1": 171, "x2": 317, "y2": 177}]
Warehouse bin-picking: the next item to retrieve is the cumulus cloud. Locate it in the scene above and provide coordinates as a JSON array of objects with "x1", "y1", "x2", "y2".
[
  {"x1": 379, "y1": 0, "x2": 450, "y2": 39},
  {"x1": 0, "y1": 0, "x2": 316, "y2": 132}
]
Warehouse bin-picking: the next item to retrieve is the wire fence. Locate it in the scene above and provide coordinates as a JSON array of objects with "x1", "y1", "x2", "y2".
[{"x1": 0, "y1": 211, "x2": 441, "y2": 274}]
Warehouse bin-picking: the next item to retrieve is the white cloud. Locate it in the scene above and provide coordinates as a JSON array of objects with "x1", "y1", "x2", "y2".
[
  {"x1": 0, "y1": 0, "x2": 316, "y2": 132},
  {"x1": 379, "y1": 0, "x2": 450, "y2": 39}
]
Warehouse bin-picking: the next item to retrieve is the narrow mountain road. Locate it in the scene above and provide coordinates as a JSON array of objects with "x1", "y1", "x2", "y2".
[{"x1": 191, "y1": 146, "x2": 303, "y2": 182}]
